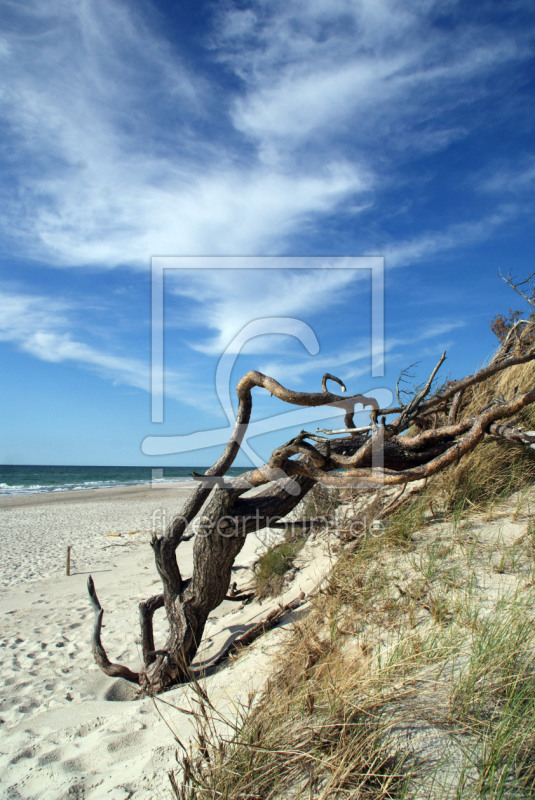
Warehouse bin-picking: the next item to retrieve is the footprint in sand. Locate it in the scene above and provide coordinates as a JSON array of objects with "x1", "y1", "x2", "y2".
[
  {"x1": 37, "y1": 748, "x2": 61, "y2": 766},
  {"x1": 10, "y1": 747, "x2": 34, "y2": 764}
]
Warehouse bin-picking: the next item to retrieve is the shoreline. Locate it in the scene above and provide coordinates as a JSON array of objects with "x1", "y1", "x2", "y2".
[{"x1": 0, "y1": 480, "x2": 197, "y2": 508}]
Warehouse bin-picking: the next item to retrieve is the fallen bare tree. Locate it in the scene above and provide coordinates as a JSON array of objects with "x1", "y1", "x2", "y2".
[{"x1": 88, "y1": 323, "x2": 535, "y2": 695}]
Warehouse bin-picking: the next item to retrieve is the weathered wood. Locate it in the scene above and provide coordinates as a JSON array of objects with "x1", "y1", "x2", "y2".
[
  {"x1": 139, "y1": 593, "x2": 165, "y2": 666},
  {"x1": 488, "y1": 423, "x2": 535, "y2": 446},
  {"x1": 200, "y1": 593, "x2": 308, "y2": 673},
  {"x1": 87, "y1": 326, "x2": 535, "y2": 694},
  {"x1": 87, "y1": 576, "x2": 140, "y2": 684}
]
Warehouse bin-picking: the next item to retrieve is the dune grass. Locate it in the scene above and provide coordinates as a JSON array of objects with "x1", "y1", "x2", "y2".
[
  {"x1": 254, "y1": 534, "x2": 306, "y2": 598},
  {"x1": 166, "y1": 335, "x2": 535, "y2": 799},
  {"x1": 168, "y1": 475, "x2": 535, "y2": 799}
]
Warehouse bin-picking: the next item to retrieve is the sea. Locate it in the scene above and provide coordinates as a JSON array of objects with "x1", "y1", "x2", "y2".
[{"x1": 0, "y1": 465, "x2": 249, "y2": 496}]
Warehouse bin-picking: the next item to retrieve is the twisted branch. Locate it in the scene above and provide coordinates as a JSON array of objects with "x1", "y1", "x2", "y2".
[
  {"x1": 87, "y1": 334, "x2": 535, "y2": 693},
  {"x1": 302, "y1": 390, "x2": 535, "y2": 487},
  {"x1": 87, "y1": 577, "x2": 140, "y2": 684},
  {"x1": 139, "y1": 594, "x2": 165, "y2": 666}
]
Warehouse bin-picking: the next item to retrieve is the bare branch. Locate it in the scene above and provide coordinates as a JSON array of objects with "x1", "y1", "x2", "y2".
[
  {"x1": 199, "y1": 594, "x2": 308, "y2": 673},
  {"x1": 87, "y1": 577, "x2": 140, "y2": 684},
  {"x1": 378, "y1": 347, "x2": 535, "y2": 420},
  {"x1": 447, "y1": 388, "x2": 464, "y2": 424},
  {"x1": 377, "y1": 483, "x2": 408, "y2": 519},
  {"x1": 487, "y1": 423, "x2": 535, "y2": 447},
  {"x1": 391, "y1": 352, "x2": 447, "y2": 433},
  {"x1": 139, "y1": 594, "x2": 165, "y2": 666},
  {"x1": 490, "y1": 319, "x2": 532, "y2": 364},
  {"x1": 163, "y1": 371, "x2": 380, "y2": 554},
  {"x1": 269, "y1": 433, "x2": 328, "y2": 471},
  {"x1": 499, "y1": 268, "x2": 535, "y2": 308},
  {"x1": 429, "y1": 349, "x2": 535, "y2": 407},
  {"x1": 395, "y1": 362, "x2": 418, "y2": 407},
  {"x1": 321, "y1": 373, "x2": 346, "y2": 393},
  {"x1": 238, "y1": 370, "x2": 378, "y2": 412},
  {"x1": 225, "y1": 582, "x2": 255, "y2": 602},
  {"x1": 315, "y1": 389, "x2": 535, "y2": 487},
  {"x1": 317, "y1": 425, "x2": 373, "y2": 436}
]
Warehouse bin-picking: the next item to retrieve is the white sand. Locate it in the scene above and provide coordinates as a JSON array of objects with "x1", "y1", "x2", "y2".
[
  {"x1": 0, "y1": 482, "x2": 199, "y2": 591},
  {"x1": 0, "y1": 484, "x2": 334, "y2": 799}
]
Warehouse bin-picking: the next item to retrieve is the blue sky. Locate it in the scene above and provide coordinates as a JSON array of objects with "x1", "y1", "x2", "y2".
[{"x1": 1, "y1": 0, "x2": 535, "y2": 467}]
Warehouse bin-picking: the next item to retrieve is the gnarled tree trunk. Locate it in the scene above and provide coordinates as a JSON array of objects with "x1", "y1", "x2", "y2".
[{"x1": 88, "y1": 328, "x2": 535, "y2": 694}]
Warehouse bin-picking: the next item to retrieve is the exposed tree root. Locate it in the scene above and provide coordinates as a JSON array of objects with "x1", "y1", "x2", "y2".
[{"x1": 88, "y1": 318, "x2": 535, "y2": 694}]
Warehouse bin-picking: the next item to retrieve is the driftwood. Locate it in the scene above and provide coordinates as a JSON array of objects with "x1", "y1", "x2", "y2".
[
  {"x1": 88, "y1": 321, "x2": 535, "y2": 694},
  {"x1": 88, "y1": 576, "x2": 140, "y2": 684},
  {"x1": 200, "y1": 593, "x2": 308, "y2": 673}
]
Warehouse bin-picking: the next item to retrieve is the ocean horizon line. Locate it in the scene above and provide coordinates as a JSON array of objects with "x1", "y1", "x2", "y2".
[{"x1": 0, "y1": 464, "x2": 249, "y2": 497}]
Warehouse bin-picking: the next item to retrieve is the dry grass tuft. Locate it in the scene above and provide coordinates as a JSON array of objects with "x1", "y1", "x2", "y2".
[
  {"x1": 171, "y1": 611, "x2": 410, "y2": 800},
  {"x1": 403, "y1": 340, "x2": 535, "y2": 519},
  {"x1": 433, "y1": 438, "x2": 535, "y2": 514}
]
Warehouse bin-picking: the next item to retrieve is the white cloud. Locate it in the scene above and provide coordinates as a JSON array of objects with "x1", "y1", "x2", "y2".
[
  {"x1": 0, "y1": 0, "x2": 367, "y2": 267},
  {"x1": 25, "y1": 163, "x2": 364, "y2": 266},
  {"x1": 0, "y1": 0, "x2": 529, "y2": 271},
  {"x1": 219, "y1": 0, "x2": 525, "y2": 166},
  {"x1": 480, "y1": 157, "x2": 535, "y2": 195},
  {"x1": 258, "y1": 341, "x2": 374, "y2": 387},
  {"x1": 0, "y1": 287, "x2": 211, "y2": 407},
  {"x1": 421, "y1": 320, "x2": 466, "y2": 339},
  {"x1": 382, "y1": 207, "x2": 518, "y2": 268},
  {"x1": 168, "y1": 264, "x2": 366, "y2": 354},
  {"x1": 0, "y1": 288, "x2": 150, "y2": 388},
  {"x1": 232, "y1": 57, "x2": 407, "y2": 143}
]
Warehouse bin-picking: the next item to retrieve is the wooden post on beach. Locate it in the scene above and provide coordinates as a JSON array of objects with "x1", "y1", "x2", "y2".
[{"x1": 66, "y1": 546, "x2": 71, "y2": 576}]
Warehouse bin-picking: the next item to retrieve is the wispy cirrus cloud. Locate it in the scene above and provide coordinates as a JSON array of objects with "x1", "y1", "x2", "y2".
[
  {"x1": 0, "y1": 287, "x2": 212, "y2": 407},
  {"x1": 0, "y1": 288, "x2": 150, "y2": 387},
  {"x1": 0, "y1": 0, "x2": 367, "y2": 267},
  {"x1": 479, "y1": 157, "x2": 535, "y2": 196},
  {"x1": 257, "y1": 319, "x2": 466, "y2": 387},
  {"x1": 167, "y1": 262, "x2": 368, "y2": 355},
  {"x1": 381, "y1": 207, "x2": 518, "y2": 268},
  {"x1": 216, "y1": 0, "x2": 527, "y2": 167},
  {"x1": 0, "y1": 0, "x2": 531, "y2": 273}
]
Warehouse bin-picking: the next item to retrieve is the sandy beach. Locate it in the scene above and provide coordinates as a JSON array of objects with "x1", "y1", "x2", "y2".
[
  {"x1": 0, "y1": 482, "x2": 198, "y2": 591},
  {"x1": 0, "y1": 483, "x2": 333, "y2": 799}
]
